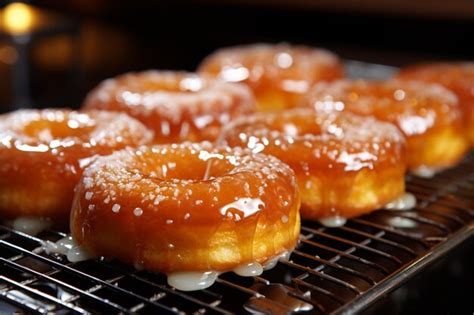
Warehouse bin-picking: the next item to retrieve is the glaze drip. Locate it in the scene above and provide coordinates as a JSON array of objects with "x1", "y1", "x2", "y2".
[
  {"x1": 385, "y1": 192, "x2": 416, "y2": 211},
  {"x1": 44, "y1": 236, "x2": 95, "y2": 262},
  {"x1": 167, "y1": 271, "x2": 218, "y2": 291},
  {"x1": 233, "y1": 262, "x2": 263, "y2": 277},
  {"x1": 319, "y1": 216, "x2": 347, "y2": 227},
  {"x1": 412, "y1": 166, "x2": 439, "y2": 178}
]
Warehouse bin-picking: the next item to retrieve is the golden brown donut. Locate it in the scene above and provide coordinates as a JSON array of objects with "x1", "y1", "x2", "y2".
[
  {"x1": 199, "y1": 43, "x2": 343, "y2": 111},
  {"x1": 396, "y1": 63, "x2": 474, "y2": 145},
  {"x1": 70, "y1": 142, "x2": 300, "y2": 290},
  {"x1": 83, "y1": 71, "x2": 255, "y2": 143},
  {"x1": 0, "y1": 109, "x2": 152, "y2": 224},
  {"x1": 221, "y1": 108, "x2": 406, "y2": 225},
  {"x1": 302, "y1": 79, "x2": 469, "y2": 176}
]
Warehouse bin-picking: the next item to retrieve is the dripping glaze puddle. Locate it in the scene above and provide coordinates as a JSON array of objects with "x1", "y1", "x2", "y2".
[
  {"x1": 412, "y1": 166, "x2": 442, "y2": 178},
  {"x1": 319, "y1": 216, "x2": 347, "y2": 227},
  {"x1": 167, "y1": 250, "x2": 291, "y2": 291},
  {"x1": 43, "y1": 236, "x2": 95, "y2": 262},
  {"x1": 43, "y1": 234, "x2": 291, "y2": 291},
  {"x1": 385, "y1": 192, "x2": 417, "y2": 211}
]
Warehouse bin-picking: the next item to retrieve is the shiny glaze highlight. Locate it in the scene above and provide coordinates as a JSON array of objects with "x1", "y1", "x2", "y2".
[
  {"x1": 83, "y1": 71, "x2": 256, "y2": 143},
  {"x1": 199, "y1": 43, "x2": 343, "y2": 111},
  {"x1": 0, "y1": 109, "x2": 152, "y2": 222},
  {"x1": 71, "y1": 142, "x2": 300, "y2": 273},
  {"x1": 396, "y1": 63, "x2": 474, "y2": 145},
  {"x1": 221, "y1": 108, "x2": 407, "y2": 220},
  {"x1": 302, "y1": 79, "x2": 469, "y2": 171}
]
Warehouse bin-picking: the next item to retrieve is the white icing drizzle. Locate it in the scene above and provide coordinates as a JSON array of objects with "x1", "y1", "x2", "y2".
[
  {"x1": 233, "y1": 262, "x2": 263, "y2": 277},
  {"x1": 167, "y1": 271, "x2": 218, "y2": 291},
  {"x1": 387, "y1": 217, "x2": 417, "y2": 228},
  {"x1": 263, "y1": 257, "x2": 279, "y2": 271},
  {"x1": 263, "y1": 251, "x2": 290, "y2": 270},
  {"x1": 12, "y1": 217, "x2": 52, "y2": 235},
  {"x1": 279, "y1": 251, "x2": 290, "y2": 261},
  {"x1": 43, "y1": 236, "x2": 95, "y2": 262},
  {"x1": 43, "y1": 236, "x2": 74, "y2": 255},
  {"x1": 167, "y1": 250, "x2": 291, "y2": 291},
  {"x1": 412, "y1": 166, "x2": 438, "y2": 178},
  {"x1": 67, "y1": 246, "x2": 95, "y2": 263},
  {"x1": 319, "y1": 216, "x2": 347, "y2": 227},
  {"x1": 385, "y1": 192, "x2": 417, "y2": 211}
]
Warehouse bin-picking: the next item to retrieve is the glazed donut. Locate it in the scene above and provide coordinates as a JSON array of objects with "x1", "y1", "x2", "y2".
[
  {"x1": 0, "y1": 109, "x2": 152, "y2": 223},
  {"x1": 396, "y1": 63, "x2": 474, "y2": 145},
  {"x1": 199, "y1": 43, "x2": 343, "y2": 111},
  {"x1": 70, "y1": 142, "x2": 300, "y2": 291},
  {"x1": 301, "y1": 79, "x2": 469, "y2": 176},
  {"x1": 220, "y1": 108, "x2": 406, "y2": 225},
  {"x1": 83, "y1": 71, "x2": 255, "y2": 143}
]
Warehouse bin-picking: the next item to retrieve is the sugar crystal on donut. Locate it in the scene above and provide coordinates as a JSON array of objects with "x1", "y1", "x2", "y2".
[
  {"x1": 221, "y1": 108, "x2": 407, "y2": 223},
  {"x1": 83, "y1": 71, "x2": 256, "y2": 143},
  {"x1": 70, "y1": 142, "x2": 300, "y2": 290},
  {"x1": 301, "y1": 79, "x2": 469, "y2": 174},
  {"x1": 396, "y1": 63, "x2": 474, "y2": 146},
  {"x1": 199, "y1": 43, "x2": 344, "y2": 111},
  {"x1": 0, "y1": 109, "x2": 153, "y2": 225}
]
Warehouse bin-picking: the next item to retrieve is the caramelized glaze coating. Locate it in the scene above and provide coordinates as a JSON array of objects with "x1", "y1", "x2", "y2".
[
  {"x1": 0, "y1": 109, "x2": 152, "y2": 222},
  {"x1": 199, "y1": 44, "x2": 343, "y2": 111},
  {"x1": 83, "y1": 71, "x2": 255, "y2": 143},
  {"x1": 71, "y1": 142, "x2": 300, "y2": 273},
  {"x1": 302, "y1": 80, "x2": 469, "y2": 171},
  {"x1": 220, "y1": 109, "x2": 406, "y2": 220},
  {"x1": 396, "y1": 63, "x2": 474, "y2": 145}
]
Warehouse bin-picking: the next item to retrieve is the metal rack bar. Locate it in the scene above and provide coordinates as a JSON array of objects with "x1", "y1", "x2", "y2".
[{"x1": 301, "y1": 227, "x2": 404, "y2": 265}]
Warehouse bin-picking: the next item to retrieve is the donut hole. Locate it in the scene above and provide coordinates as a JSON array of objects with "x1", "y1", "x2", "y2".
[{"x1": 148, "y1": 149, "x2": 236, "y2": 182}]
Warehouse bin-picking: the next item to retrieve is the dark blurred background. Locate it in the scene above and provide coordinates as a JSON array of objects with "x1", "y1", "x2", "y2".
[
  {"x1": 0, "y1": 1, "x2": 473, "y2": 313},
  {"x1": 0, "y1": 0, "x2": 473, "y2": 113}
]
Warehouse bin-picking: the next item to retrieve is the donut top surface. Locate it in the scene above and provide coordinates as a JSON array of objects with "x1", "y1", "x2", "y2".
[
  {"x1": 397, "y1": 63, "x2": 474, "y2": 102},
  {"x1": 302, "y1": 79, "x2": 462, "y2": 137},
  {"x1": 221, "y1": 108, "x2": 405, "y2": 174},
  {"x1": 199, "y1": 44, "x2": 343, "y2": 94},
  {"x1": 76, "y1": 142, "x2": 298, "y2": 225},
  {"x1": 83, "y1": 71, "x2": 255, "y2": 142},
  {"x1": 0, "y1": 109, "x2": 153, "y2": 175}
]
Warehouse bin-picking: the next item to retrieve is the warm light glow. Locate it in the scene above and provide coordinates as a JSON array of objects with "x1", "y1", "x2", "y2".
[
  {"x1": 1, "y1": 2, "x2": 35, "y2": 34},
  {"x1": 0, "y1": 45, "x2": 18, "y2": 64}
]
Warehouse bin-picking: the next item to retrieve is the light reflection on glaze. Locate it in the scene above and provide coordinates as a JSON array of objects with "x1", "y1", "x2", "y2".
[
  {"x1": 198, "y1": 43, "x2": 344, "y2": 111},
  {"x1": 336, "y1": 151, "x2": 377, "y2": 171},
  {"x1": 70, "y1": 142, "x2": 300, "y2": 285},
  {"x1": 396, "y1": 63, "x2": 474, "y2": 145},
  {"x1": 221, "y1": 108, "x2": 407, "y2": 221},
  {"x1": 0, "y1": 109, "x2": 153, "y2": 222},
  {"x1": 219, "y1": 198, "x2": 264, "y2": 221},
  {"x1": 302, "y1": 79, "x2": 468, "y2": 171},
  {"x1": 83, "y1": 71, "x2": 256, "y2": 143},
  {"x1": 397, "y1": 112, "x2": 436, "y2": 136},
  {"x1": 15, "y1": 143, "x2": 49, "y2": 152}
]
